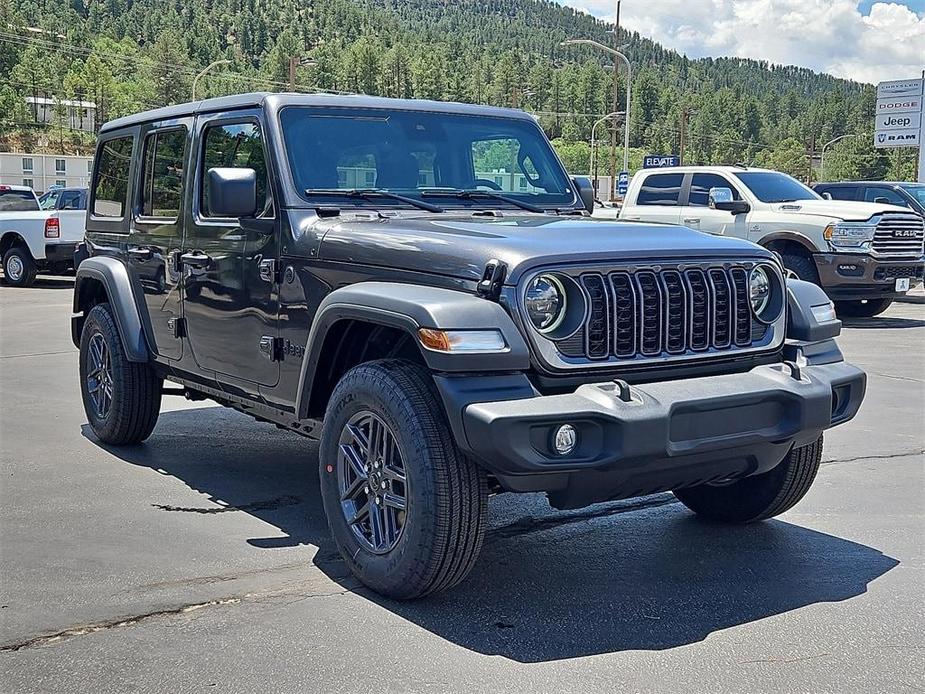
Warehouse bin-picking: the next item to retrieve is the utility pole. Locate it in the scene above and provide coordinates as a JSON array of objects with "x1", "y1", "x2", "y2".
[
  {"x1": 609, "y1": 0, "x2": 622, "y2": 200},
  {"x1": 289, "y1": 55, "x2": 319, "y2": 92},
  {"x1": 679, "y1": 107, "x2": 695, "y2": 164}
]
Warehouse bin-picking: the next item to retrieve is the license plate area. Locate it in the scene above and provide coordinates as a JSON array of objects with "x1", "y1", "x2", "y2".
[{"x1": 895, "y1": 277, "x2": 910, "y2": 292}]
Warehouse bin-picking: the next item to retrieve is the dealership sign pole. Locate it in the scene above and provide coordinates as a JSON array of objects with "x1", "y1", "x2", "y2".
[{"x1": 874, "y1": 76, "x2": 924, "y2": 183}]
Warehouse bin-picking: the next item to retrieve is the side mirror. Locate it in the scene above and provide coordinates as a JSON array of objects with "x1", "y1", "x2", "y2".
[
  {"x1": 873, "y1": 196, "x2": 891, "y2": 205},
  {"x1": 207, "y1": 167, "x2": 257, "y2": 218},
  {"x1": 572, "y1": 176, "x2": 595, "y2": 213},
  {"x1": 709, "y1": 187, "x2": 750, "y2": 215},
  {"x1": 821, "y1": 191, "x2": 833, "y2": 200}
]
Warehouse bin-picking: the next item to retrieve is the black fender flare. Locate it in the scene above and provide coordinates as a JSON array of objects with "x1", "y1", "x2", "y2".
[
  {"x1": 295, "y1": 282, "x2": 530, "y2": 419},
  {"x1": 786, "y1": 278, "x2": 841, "y2": 342},
  {"x1": 758, "y1": 231, "x2": 820, "y2": 254},
  {"x1": 72, "y1": 256, "x2": 151, "y2": 362}
]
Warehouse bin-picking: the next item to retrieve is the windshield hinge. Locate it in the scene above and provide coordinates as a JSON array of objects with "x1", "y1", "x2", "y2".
[{"x1": 477, "y1": 259, "x2": 506, "y2": 301}]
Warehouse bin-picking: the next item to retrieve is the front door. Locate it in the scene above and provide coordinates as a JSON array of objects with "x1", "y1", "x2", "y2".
[
  {"x1": 679, "y1": 172, "x2": 749, "y2": 239},
  {"x1": 127, "y1": 123, "x2": 190, "y2": 360},
  {"x1": 182, "y1": 113, "x2": 279, "y2": 387}
]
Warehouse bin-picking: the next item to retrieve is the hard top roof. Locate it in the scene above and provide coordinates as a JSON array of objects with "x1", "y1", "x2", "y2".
[{"x1": 100, "y1": 92, "x2": 537, "y2": 133}]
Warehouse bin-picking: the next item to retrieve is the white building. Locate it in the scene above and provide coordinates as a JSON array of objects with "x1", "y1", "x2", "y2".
[
  {"x1": 24, "y1": 96, "x2": 97, "y2": 133},
  {"x1": 0, "y1": 152, "x2": 94, "y2": 193}
]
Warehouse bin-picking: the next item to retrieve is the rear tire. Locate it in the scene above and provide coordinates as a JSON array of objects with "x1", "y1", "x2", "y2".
[
  {"x1": 79, "y1": 303, "x2": 162, "y2": 445},
  {"x1": 674, "y1": 436, "x2": 823, "y2": 523},
  {"x1": 319, "y1": 359, "x2": 488, "y2": 599},
  {"x1": 835, "y1": 298, "x2": 892, "y2": 318},
  {"x1": 3, "y1": 246, "x2": 37, "y2": 287}
]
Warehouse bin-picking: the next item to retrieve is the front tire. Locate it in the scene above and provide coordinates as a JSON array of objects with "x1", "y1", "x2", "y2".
[
  {"x1": 79, "y1": 303, "x2": 162, "y2": 445},
  {"x1": 835, "y1": 298, "x2": 892, "y2": 318},
  {"x1": 3, "y1": 246, "x2": 37, "y2": 287},
  {"x1": 674, "y1": 436, "x2": 823, "y2": 523},
  {"x1": 780, "y1": 252, "x2": 819, "y2": 286},
  {"x1": 319, "y1": 359, "x2": 488, "y2": 599}
]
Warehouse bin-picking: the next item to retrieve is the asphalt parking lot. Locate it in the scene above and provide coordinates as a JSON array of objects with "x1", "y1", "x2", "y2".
[{"x1": 1, "y1": 278, "x2": 923, "y2": 693}]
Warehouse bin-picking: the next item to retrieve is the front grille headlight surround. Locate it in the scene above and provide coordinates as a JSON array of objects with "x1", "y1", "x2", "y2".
[
  {"x1": 824, "y1": 221, "x2": 877, "y2": 251},
  {"x1": 524, "y1": 273, "x2": 585, "y2": 338}
]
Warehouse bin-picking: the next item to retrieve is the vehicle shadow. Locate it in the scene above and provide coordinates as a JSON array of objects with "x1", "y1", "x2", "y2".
[
  {"x1": 0, "y1": 275, "x2": 75, "y2": 289},
  {"x1": 841, "y1": 316, "x2": 925, "y2": 329},
  {"x1": 85, "y1": 406, "x2": 899, "y2": 662}
]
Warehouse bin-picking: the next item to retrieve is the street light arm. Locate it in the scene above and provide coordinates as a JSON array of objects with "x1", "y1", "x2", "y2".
[{"x1": 192, "y1": 59, "x2": 232, "y2": 100}]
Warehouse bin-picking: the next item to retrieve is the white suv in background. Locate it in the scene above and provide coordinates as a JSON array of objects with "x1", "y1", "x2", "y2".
[{"x1": 616, "y1": 166, "x2": 924, "y2": 317}]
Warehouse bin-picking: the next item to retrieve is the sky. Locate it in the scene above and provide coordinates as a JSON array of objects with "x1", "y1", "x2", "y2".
[{"x1": 558, "y1": 1, "x2": 925, "y2": 84}]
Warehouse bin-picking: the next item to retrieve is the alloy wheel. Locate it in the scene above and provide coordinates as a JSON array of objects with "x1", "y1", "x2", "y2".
[
  {"x1": 86, "y1": 332, "x2": 113, "y2": 420},
  {"x1": 337, "y1": 411, "x2": 408, "y2": 554}
]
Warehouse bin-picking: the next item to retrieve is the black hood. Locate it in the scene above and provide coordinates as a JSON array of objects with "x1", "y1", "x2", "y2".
[{"x1": 299, "y1": 211, "x2": 774, "y2": 284}]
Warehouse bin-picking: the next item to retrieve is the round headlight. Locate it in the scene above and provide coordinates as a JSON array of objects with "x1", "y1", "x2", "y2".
[
  {"x1": 749, "y1": 266, "x2": 771, "y2": 315},
  {"x1": 525, "y1": 274, "x2": 566, "y2": 333}
]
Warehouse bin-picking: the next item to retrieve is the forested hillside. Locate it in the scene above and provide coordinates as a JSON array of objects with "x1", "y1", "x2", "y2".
[{"x1": 0, "y1": 0, "x2": 912, "y2": 179}]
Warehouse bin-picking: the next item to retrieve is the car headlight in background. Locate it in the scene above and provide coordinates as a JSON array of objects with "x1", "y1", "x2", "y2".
[
  {"x1": 525, "y1": 273, "x2": 566, "y2": 333},
  {"x1": 824, "y1": 221, "x2": 877, "y2": 251},
  {"x1": 749, "y1": 265, "x2": 771, "y2": 314}
]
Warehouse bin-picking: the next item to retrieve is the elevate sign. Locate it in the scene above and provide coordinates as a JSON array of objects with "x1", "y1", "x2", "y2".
[{"x1": 643, "y1": 155, "x2": 680, "y2": 168}]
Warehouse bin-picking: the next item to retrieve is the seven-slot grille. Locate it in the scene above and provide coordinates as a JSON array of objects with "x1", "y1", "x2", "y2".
[
  {"x1": 872, "y1": 213, "x2": 924, "y2": 256},
  {"x1": 557, "y1": 265, "x2": 770, "y2": 362}
]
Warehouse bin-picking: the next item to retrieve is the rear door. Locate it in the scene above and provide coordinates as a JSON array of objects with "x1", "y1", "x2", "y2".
[
  {"x1": 181, "y1": 111, "x2": 279, "y2": 388},
  {"x1": 679, "y1": 172, "x2": 749, "y2": 239},
  {"x1": 621, "y1": 172, "x2": 684, "y2": 224},
  {"x1": 126, "y1": 120, "x2": 191, "y2": 361}
]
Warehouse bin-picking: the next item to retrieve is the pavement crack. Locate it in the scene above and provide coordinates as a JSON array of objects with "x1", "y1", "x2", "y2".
[
  {"x1": 0, "y1": 598, "x2": 240, "y2": 653},
  {"x1": 488, "y1": 493, "x2": 679, "y2": 540},
  {"x1": 822, "y1": 449, "x2": 925, "y2": 466},
  {"x1": 152, "y1": 494, "x2": 301, "y2": 514},
  {"x1": 739, "y1": 652, "x2": 830, "y2": 665}
]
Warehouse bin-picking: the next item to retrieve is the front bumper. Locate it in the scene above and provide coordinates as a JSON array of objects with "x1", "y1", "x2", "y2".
[
  {"x1": 814, "y1": 252, "x2": 924, "y2": 300},
  {"x1": 451, "y1": 361, "x2": 865, "y2": 508}
]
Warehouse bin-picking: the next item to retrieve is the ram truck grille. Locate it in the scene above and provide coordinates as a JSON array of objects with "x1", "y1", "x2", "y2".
[
  {"x1": 872, "y1": 213, "x2": 924, "y2": 257},
  {"x1": 555, "y1": 264, "x2": 774, "y2": 363}
]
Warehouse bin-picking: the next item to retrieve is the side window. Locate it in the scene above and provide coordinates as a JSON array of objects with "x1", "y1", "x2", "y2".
[
  {"x1": 688, "y1": 173, "x2": 740, "y2": 207},
  {"x1": 864, "y1": 187, "x2": 907, "y2": 207},
  {"x1": 92, "y1": 136, "x2": 134, "y2": 218},
  {"x1": 140, "y1": 128, "x2": 187, "y2": 219},
  {"x1": 201, "y1": 122, "x2": 270, "y2": 217},
  {"x1": 58, "y1": 191, "x2": 82, "y2": 210},
  {"x1": 821, "y1": 186, "x2": 857, "y2": 201},
  {"x1": 637, "y1": 173, "x2": 684, "y2": 206}
]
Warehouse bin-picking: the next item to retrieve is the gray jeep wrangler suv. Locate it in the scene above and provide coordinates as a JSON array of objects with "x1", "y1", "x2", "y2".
[{"x1": 72, "y1": 93, "x2": 866, "y2": 598}]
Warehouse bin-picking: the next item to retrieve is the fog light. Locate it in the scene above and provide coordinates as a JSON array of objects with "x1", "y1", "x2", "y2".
[{"x1": 553, "y1": 424, "x2": 577, "y2": 455}]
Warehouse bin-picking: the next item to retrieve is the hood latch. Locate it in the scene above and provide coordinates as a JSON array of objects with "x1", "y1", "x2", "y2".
[{"x1": 477, "y1": 258, "x2": 506, "y2": 301}]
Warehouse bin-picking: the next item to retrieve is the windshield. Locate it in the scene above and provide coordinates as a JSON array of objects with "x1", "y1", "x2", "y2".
[
  {"x1": 279, "y1": 107, "x2": 575, "y2": 209},
  {"x1": 733, "y1": 172, "x2": 820, "y2": 203},
  {"x1": 0, "y1": 189, "x2": 39, "y2": 212},
  {"x1": 899, "y1": 184, "x2": 925, "y2": 207}
]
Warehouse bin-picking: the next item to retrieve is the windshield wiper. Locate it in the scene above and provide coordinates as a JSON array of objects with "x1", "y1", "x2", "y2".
[
  {"x1": 304, "y1": 188, "x2": 444, "y2": 213},
  {"x1": 420, "y1": 188, "x2": 546, "y2": 213}
]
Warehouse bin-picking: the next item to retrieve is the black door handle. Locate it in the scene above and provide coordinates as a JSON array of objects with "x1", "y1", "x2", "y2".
[
  {"x1": 180, "y1": 252, "x2": 212, "y2": 269},
  {"x1": 128, "y1": 247, "x2": 152, "y2": 260}
]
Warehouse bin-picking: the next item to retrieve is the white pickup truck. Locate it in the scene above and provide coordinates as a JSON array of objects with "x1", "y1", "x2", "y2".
[
  {"x1": 614, "y1": 166, "x2": 924, "y2": 317},
  {"x1": 1, "y1": 185, "x2": 88, "y2": 287}
]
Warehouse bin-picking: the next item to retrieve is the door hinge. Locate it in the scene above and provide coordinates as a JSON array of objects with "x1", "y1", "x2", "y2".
[
  {"x1": 167, "y1": 316, "x2": 185, "y2": 338},
  {"x1": 259, "y1": 335, "x2": 283, "y2": 361},
  {"x1": 259, "y1": 258, "x2": 279, "y2": 283}
]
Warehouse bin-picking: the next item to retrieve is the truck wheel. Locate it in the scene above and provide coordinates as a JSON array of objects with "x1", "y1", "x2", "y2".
[
  {"x1": 674, "y1": 436, "x2": 823, "y2": 523},
  {"x1": 835, "y1": 298, "x2": 892, "y2": 318},
  {"x1": 3, "y1": 246, "x2": 37, "y2": 287},
  {"x1": 319, "y1": 359, "x2": 488, "y2": 599},
  {"x1": 780, "y1": 252, "x2": 819, "y2": 285},
  {"x1": 79, "y1": 303, "x2": 162, "y2": 445}
]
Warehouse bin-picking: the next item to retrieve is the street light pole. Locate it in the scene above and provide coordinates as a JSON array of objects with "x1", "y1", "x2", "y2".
[
  {"x1": 820, "y1": 134, "x2": 858, "y2": 179},
  {"x1": 289, "y1": 56, "x2": 318, "y2": 91},
  {"x1": 192, "y1": 59, "x2": 231, "y2": 101},
  {"x1": 609, "y1": 0, "x2": 622, "y2": 199},
  {"x1": 560, "y1": 38, "x2": 632, "y2": 178},
  {"x1": 590, "y1": 112, "x2": 624, "y2": 196}
]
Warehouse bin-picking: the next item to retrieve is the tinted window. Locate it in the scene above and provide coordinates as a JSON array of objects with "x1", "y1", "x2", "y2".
[
  {"x1": 864, "y1": 186, "x2": 907, "y2": 207},
  {"x1": 279, "y1": 107, "x2": 573, "y2": 208},
  {"x1": 201, "y1": 122, "x2": 269, "y2": 217},
  {"x1": 93, "y1": 136, "x2": 134, "y2": 217},
  {"x1": 141, "y1": 129, "x2": 187, "y2": 218},
  {"x1": 58, "y1": 190, "x2": 84, "y2": 210},
  {"x1": 637, "y1": 173, "x2": 684, "y2": 206},
  {"x1": 817, "y1": 186, "x2": 857, "y2": 201},
  {"x1": 733, "y1": 172, "x2": 819, "y2": 203},
  {"x1": 689, "y1": 173, "x2": 740, "y2": 207},
  {"x1": 0, "y1": 189, "x2": 39, "y2": 212}
]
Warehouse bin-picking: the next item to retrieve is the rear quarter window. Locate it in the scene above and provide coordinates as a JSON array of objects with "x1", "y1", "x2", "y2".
[
  {"x1": 636, "y1": 173, "x2": 684, "y2": 206},
  {"x1": 92, "y1": 136, "x2": 134, "y2": 218}
]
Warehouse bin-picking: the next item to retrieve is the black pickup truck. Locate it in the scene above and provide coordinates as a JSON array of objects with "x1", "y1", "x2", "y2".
[{"x1": 72, "y1": 93, "x2": 866, "y2": 598}]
